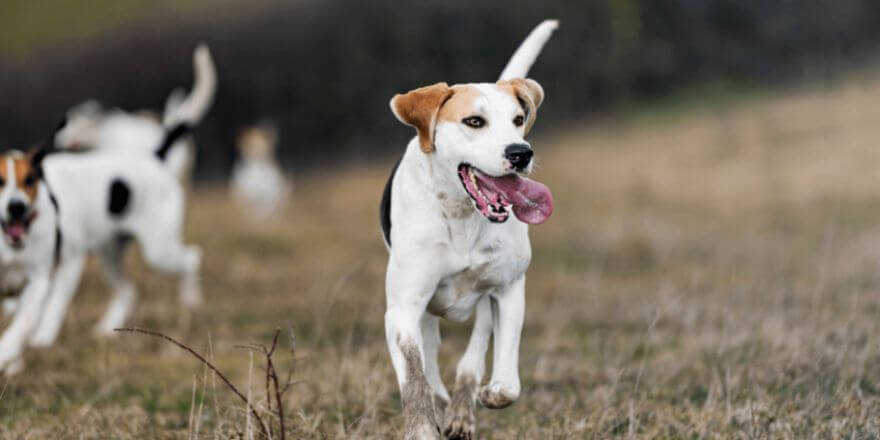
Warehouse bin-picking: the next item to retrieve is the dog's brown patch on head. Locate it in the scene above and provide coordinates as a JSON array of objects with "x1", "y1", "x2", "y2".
[
  {"x1": 390, "y1": 82, "x2": 454, "y2": 153},
  {"x1": 437, "y1": 85, "x2": 482, "y2": 125},
  {"x1": 497, "y1": 78, "x2": 545, "y2": 135},
  {"x1": 0, "y1": 157, "x2": 8, "y2": 189},
  {"x1": 238, "y1": 125, "x2": 278, "y2": 159},
  {"x1": 12, "y1": 157, "x2": 39, "y2": 202}
]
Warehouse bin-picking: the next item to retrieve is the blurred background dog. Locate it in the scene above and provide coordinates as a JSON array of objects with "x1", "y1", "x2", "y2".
[{"x1": 230, "y1": 120, "x2": 291, "y2": 222}]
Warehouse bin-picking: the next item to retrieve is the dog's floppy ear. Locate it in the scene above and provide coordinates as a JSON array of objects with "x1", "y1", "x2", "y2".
[
  {"x1": 29, "y1": 148, "x2": 48, "y2": 178},
  {"x1": 498, "y1": 78, "x2": 544, "y2": 135},
  {"x1": 390, "y1": 82, "x2": 454, "y2": 153},
  {"x1": 30, "y1": 117, "x2": 67, "y2": 178}
]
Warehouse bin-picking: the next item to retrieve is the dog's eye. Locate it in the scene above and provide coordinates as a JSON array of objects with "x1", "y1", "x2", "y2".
[
  {"x1": 513, "y1": 115, "x2": 524, "y2": 127},
  {"x1": 23, "y1": 175, "x2": 35, "y2": 186},
  {"x1": 462, "y1": 116, "x2": 486, "y2": 129},
  {"x1": 0, "y1": 177, "x2": 5, "y2": 187}
]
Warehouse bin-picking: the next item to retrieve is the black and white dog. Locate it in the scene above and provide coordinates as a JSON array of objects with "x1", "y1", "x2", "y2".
[
  {"x1": 54, "y1": 44, "x2": 216, "y2": 183},
  {"x1": 381, "y1": 20, "x2": 557, "y2": 439},
  {"x1": 0, "y1": 122, "x2": 200, "y2": 375}
]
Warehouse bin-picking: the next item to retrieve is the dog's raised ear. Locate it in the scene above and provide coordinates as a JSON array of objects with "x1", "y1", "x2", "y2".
[
  {"x1": 498, "y1": 78, "x2": 544, "y2": 135},
  {"x1": 390, "y1": 82, "x2": 454, "y2": 153}
]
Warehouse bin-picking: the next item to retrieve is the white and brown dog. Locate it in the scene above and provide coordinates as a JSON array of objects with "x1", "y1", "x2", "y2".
[
  {"x1": 0, "y1": 122, "x2": 200, "y2": 375},
  {"x1": 381, "y1": 20, "x2": 557, "y2": 439},
  {"x1": 54, "y1": 44, "x2": 217, "y2": 183},
  {"x1": 230, "y1": 121, "x2": 291, "y2": 222}
]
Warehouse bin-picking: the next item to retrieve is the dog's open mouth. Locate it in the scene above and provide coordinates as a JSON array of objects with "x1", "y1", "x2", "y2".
[
  {"x1": 2, "y1": 213, "x2": 37, "y2": 248},
  {"x1": 457, "y1": 164, "x2": 553, "y2": 224}
]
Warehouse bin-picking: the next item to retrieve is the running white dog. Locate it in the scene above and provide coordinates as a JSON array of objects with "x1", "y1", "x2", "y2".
[
  {"x1": 0, "y1": 122, "x2": 200, "y2": 375},
  {"x1": 381, "y1": 20, "x2": 557, "y2": 439},
  {"x1": 54, "y1": 44, "x2": 217, "y2": 182},
  {"x1": 230, "y1": 121, "x2": 291, "y2": 222}
]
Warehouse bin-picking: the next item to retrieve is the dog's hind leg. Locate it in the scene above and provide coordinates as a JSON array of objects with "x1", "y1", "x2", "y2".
[
  {"x1": 29, "y1": 255, "x2": 87, "y2": 347},
  {"x1": 444, "y1": 295, "x2": 492, "y2": 440},
  {"x1": 478, "y1": 277, "x2": 525, "y2": 410},
  {"x1": 136, "y1": 207, "x2": 202, "y2": 309},
  {"x1": 421, "y1": 314, "x2": 450, "y2": 423},
  {"x1": 94, "y1": 239, "x2": 138, "y2": 336},
  {"x1": 140, "y1": 238, "x2": 202, "y2": 308}
]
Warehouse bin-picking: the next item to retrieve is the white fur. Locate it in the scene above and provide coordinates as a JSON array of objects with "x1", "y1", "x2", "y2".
[
  {"x1": 54, "y1": 44, "x2": 217, "y2": 182},
  {"x1": 0, "y1": 149, "x2": 201, "y2": 375},
  {"x1": 384, "y1": 20, "x2": 556, "y2": 438}
]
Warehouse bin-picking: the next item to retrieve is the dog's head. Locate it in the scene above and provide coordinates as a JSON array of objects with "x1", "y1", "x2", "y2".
[
  {"x1": 390, "y1": 79, "x2": 553, "y2": 224},
  {"x1": 237, "y1": 121, "x2": 279, "y2": 161},
  {"x1": 0, "y1": 150, "x2": 46, "y2": 249},
  {"x1": 54, "y1": 100, "x2": 104, "y2": 150}
]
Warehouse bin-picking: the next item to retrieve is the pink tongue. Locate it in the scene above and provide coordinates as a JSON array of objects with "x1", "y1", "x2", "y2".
[
  {"x1": 6, "y1": 224, "x2": 24, "y2": 240},
  {"x1": 476, "y1": 173, "x2": 554, "y2": 224}
]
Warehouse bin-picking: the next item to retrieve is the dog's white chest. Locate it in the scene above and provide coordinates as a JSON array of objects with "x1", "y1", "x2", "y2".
[{"x1": 427, "y1": 229, "x2": 530, "y2": 322}]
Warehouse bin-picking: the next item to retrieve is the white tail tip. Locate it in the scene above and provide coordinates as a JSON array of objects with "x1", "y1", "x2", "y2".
[{"x1": 499, "y1": 19, "x2": 559, "y2": 81}]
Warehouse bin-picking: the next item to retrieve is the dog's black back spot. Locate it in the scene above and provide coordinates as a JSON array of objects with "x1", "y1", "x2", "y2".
[
  {"x1": 108, "y1": 178, "x2": 131, "y2": 217},
  {"x1": 155, "y1": 123, "x2": 191, "y2": 160},
  {"x1": 380, "y1": 157, "x2": 402, "y2": 248}
]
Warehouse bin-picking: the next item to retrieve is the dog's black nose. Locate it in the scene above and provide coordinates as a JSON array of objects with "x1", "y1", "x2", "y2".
[
  {"x1": 504, "y1": 143, "x2": 533, "y2": 171},
  {"x1": 7, "y1": 200, "x2": 27, "y2": 220}
]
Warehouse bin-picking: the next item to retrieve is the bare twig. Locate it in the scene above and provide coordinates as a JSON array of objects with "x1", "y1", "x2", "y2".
[
  {"x1": 115, "y1": 327, "x2": 270, "y2": 439},
  {"x1": 266, "y1": 329, "x2": 286, "y2": 440}
]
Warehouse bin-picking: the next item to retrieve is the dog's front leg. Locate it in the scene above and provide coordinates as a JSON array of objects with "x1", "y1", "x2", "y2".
[
  {"x1": 29, "y1": 255, "x2": 86, "y2": 347},
  {"x1": 0, "y1": 272, "x2": 51, "y2": 374},
  {"x1": 385, "y1": 264, "x2": 442, "y2": 440},
  {"x1": 479, "y1": 276, "x2": 525, "y2": 409},
  {"x1": 445, "y1": 295, "x2": 492, "y2": 439}
]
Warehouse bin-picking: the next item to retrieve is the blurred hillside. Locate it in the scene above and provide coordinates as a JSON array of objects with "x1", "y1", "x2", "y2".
[{"x1": 1, "y1": 0, "x2": 879, "y2": 179}]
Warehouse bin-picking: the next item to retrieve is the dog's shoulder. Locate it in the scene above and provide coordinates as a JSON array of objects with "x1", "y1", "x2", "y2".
[{"x1": 380, "y1": 157, "x2": 403, "y2": 248}]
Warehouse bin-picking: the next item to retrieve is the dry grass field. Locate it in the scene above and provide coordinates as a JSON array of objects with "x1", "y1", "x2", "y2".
[{"x1": 6, "y1": 77, "x2": 880, "y2": 438}]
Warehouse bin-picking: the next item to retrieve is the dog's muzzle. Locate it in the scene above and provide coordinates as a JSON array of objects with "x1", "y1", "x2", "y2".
[
  {"x1": 504, "y1": 143, "x2": 533, "y2": 172},
  {"x1": 457, "y1": 163, "x2": 553, "y2": 225},
  {"x1": 2, "y1": 200, "x2": 37, "y2": 249}
]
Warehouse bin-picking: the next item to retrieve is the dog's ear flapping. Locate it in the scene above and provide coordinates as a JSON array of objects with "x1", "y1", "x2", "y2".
[
  {"x1": 390, "y1": 82, "x2": 454, "y2": 153},
  {"x1": 498, "y1": 78, "x2": 544, "y2": 135},
  {"x1": 29, "y1": 148, "x2": 48, "y2": 178},
  {"x1": 30, "y1": 117, "x2": 67, "y2": 178}
]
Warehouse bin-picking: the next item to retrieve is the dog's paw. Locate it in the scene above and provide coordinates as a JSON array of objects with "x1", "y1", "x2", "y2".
[
  {"x1": 0, "y1": 344, "x2": 24, "y2": 375},
  {"x1": 477, "y1": 381, "x2": 520, "y2": 409},
  {"x1": 28, "y1": 327, "x2": 59, "y2": 348},
  {"x1": 443, "y1": 408, "x2": 475, "y2": 440},
  {"x1": 179, "y1": 279, "x2": 202, "y2": 309},
  {"x1": 2, "y1": 356, "x2": 24, "y2": 376},
  {"x1": 92, "y1": 320, "x2": 118, "y2": 338},
  {"x1": 444, "y1": 382, "x2": 476, "y2": 439}
]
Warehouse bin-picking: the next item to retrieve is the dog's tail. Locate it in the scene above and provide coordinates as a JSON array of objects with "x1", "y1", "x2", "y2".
[
  {"x1": 155, "y1": 123, "x2": 192, "y2": 160},
  {"x1": 162, "y1": 44, "x2": 217, "y2": 128},
  {"x1": 499, "y1": 19, "x2": 559, "y2": 80}
]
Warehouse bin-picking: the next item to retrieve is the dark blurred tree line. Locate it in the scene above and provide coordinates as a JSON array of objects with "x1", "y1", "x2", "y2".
[{"x1": 0, "y1": 0, "x2": 878, "y2": 179}]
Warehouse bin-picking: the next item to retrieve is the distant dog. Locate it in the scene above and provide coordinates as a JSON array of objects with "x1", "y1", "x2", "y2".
[
  {"x1": 0, "y1": 122, "x2": 201, "y2": 375},
  {"x1": 381, "y1": 20, "x2": 557, "y2": 439},
  {"x1": 54, "y1": 44, "x2": 217, "y2": 182},
  {"x1": 230, "y1": 121, "x2": 291, "y2": 222}
]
